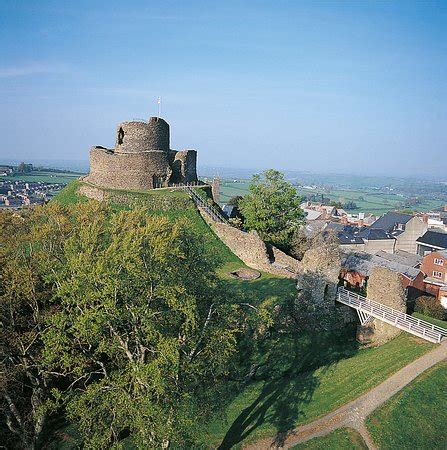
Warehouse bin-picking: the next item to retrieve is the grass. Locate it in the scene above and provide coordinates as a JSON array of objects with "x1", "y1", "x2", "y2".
[
  {"x1": 366, "y1": 360, "x2": 447, "y2": 450},
  {"x1": 53, "y1": 181, "x2": 439, "y2": 450},
  {"x1": 292, "y1": 427, "x2": 367, "y2": 449},
  {"x1": 206, "y1": 333, "x2": 435, "y2": 448},
  {"x1": 52, "y1": 180, "x2": 88, "y2": 204},
  {"x1": 411, "y1": 312, "x2": 447, "y2": 329}
]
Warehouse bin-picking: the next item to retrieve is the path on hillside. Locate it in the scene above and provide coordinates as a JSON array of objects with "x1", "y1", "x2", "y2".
[{"x1": 243, "y1": 340, "x2": 447, "y2": 450}]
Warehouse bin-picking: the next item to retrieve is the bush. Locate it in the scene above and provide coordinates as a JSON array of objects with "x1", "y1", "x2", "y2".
[{"x1": 414, "y1": 295, "x2": 446, "y2": 320}]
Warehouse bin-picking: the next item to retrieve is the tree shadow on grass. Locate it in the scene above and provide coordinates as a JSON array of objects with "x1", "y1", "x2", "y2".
[{"x1": 217, "y1": 328, "x2": 359, "y2": 449}]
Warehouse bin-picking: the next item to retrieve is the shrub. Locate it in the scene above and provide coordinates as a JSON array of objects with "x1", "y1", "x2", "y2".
[{"x1": 414, "y1": 295, "x2": 446, "y2": 320}]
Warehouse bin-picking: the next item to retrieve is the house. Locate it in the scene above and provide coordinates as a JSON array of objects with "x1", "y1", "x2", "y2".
[
  {"x1": 325, "y1": 222, "x2": 395, "y2": 254},
  {"x1": 416, "y1": 230, "x2": 447, "y2": 256},
  {"x1": 303, "y1": 208, "x2": 324, "y2": 221},
  {"x1": 420, "y1": 250, "x2": 447, "y2": 308},
  {"x1": 371, "y1": 212, "x2": 427, "y2": 254},
  {"x1": 357, "y1": 228, "x2": 395, "y2": 254},
  {"x1": 340, "y1": 250, "x2": 423, "y2": 295}
]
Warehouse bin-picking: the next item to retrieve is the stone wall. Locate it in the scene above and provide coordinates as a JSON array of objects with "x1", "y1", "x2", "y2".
[
  {"x1": 78, "y1": 182, "x2": 192, "y2": 211},
  {"x1": 169, "y1": 150, "x2": 198, "y2": 183},
  {"x1": 115, "y1": 118, "x2": 170, "y2": 153},
  {"x1": 85, "y1": 147, "x2": 172, "y2": 190},
  {"x1": 86, "y1": 117, "x2": 198, "y2": 192},
  {"x1": 357, "y1": 267, "x2": 407, "y2": 345},
  {"x1": 201, "y1": 211, "x2": 300, "y2": 277}
]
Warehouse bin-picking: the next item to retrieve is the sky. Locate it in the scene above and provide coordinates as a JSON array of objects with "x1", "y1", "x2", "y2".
[{"x1": 0, "y1": 0, "x2": 446, "y2": 176}]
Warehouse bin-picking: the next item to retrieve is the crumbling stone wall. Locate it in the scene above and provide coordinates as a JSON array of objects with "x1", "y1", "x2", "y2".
[
  {"x1": 78, "y1": 182, "x2": 192, "y2": 211},
  {"x1": 168, "y1": 150, "x2": 198, "y2": 184},
  {"x1": 293, "y1": 243, "x2": 355, "y2": 330},
  {"x1": 85, "y1": 147, "x2": 171, "y2": 190},
  {"x1": 357, "y1": 267, "x2": 406, "y2": 345},
  {"x1": 86, "y1": 117, "x2": 198, "y2": 192},
  {"x1": 201, "y1": 212, "x2": 300, "y2": 277},
  {"x1": 115, "y1": 118, "x2": 169, "y2": 153}
]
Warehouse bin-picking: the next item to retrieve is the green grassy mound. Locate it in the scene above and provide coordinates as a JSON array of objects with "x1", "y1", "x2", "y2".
[
  {"x1": 292, "y1": 427, "x2": 367, "y2": 449},
  {"x1": 366, "y1": 360, "x2": 447, "y2": 450},
  {"x1": 206, "y1": 333, "x2": 434, "y2": 448}
]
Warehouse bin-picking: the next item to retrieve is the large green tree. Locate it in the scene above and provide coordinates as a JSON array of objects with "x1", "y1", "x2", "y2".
[
  {"x1": 239, "y1": 170, "x2": 304, "y2": 251},
  {"x1": 1, "y1": 201, "x2": 265, "y2": 448}
]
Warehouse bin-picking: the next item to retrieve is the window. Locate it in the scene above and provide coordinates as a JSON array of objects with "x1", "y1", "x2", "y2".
[
  {"x1": 434, "y1": 258, "x2": 444, "y2": 266},
  {"x1": 433, "y1": 271, "x2": 443, "y2": 279}
]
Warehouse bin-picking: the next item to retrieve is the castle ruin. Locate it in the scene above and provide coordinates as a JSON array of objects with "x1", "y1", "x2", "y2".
[{"x1": 84, "y1": 116, "x2": 198, "y2": 191}]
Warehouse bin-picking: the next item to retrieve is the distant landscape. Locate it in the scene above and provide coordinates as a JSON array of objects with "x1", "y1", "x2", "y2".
[{"x1": 2, "y1": 160, "x2": 445, "y2": 216}]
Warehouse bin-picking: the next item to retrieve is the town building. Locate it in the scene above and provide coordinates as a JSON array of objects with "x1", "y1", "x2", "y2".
[
  {"x1": 416, "y1": 230, "x2": 447, "y2": 256},
  {"x1": 370, "y1": 211, "x2": 427, "y2": 254},
  {"x1": 340, "y1": 250, "x2": 423, "y2": 295},
  {"x1": 420, "y1": 250, "x2": 447, "y2": 307}
]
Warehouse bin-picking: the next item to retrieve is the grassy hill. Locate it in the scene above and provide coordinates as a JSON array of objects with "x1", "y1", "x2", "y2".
[
  {"x1": 53, "y1": 181, "x2": 440, "y2": 449},
  {"x1": 366, "y1": 360, "x2": 447, "y2": 450}
]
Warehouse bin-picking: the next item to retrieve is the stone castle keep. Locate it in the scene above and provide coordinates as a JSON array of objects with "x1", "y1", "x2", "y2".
[{"x1": 85, "y1": 116, "x2": 198, "y2": 190}]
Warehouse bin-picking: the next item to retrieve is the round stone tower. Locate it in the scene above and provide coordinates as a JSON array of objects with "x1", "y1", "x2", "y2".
[{"x1": 115, "y1": 117, "x2": 170, "y2": 153}]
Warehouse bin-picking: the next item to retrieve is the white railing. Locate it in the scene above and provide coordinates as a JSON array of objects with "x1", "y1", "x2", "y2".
[{"x1": 337, "y1": 287, "x2": 446, "y2": 344}]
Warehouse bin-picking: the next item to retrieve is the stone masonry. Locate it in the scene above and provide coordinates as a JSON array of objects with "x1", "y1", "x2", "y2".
[
  {"x1": 84, "y1": 116, "x2": 198, "y2": 192},
  {"x1": 357, "y1": 267, "x2": 407, "y2": 345}
]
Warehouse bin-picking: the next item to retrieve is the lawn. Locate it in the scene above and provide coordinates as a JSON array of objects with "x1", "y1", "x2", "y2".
[
  {"x1": 366, "y1": 360, "x2": 447, "y2": 450},
  {"x1": 411, "y1": 312, "x2": 447, "y2": 329},
  {"x1": 292, "y1": 428, "x2": 367, "y2": 449},
  {"x1": 205, "y1": 333, "x2": 434, "y2": 448}
]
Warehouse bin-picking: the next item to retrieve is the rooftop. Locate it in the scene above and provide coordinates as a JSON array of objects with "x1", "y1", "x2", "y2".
[
  {"x1": 417, "y1": 230, "x2": 447, "y2": 250},
  {"x1": 342, "y1": 251, "x2": 420, "y2": 280},
  {"x1": 371, "y1": 211, "x2": 413, "y2": 232}
]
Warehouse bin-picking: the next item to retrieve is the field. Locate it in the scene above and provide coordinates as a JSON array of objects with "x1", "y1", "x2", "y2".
[
  {"x1": 292, "y1": 428, "x2": 367, "y2": 449},
  {"x1": 3, "y1": 170, "x2": 84, "y2": 184},
  {"x1": 218, "y1": 180, "x2": 444, "y2": 215},
  {"x1": 366, "y1": 360, "x2": 447, "y2": 450}
]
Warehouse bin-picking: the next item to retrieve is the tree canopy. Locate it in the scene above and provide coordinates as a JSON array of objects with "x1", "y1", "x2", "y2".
[
  {"x1": 238, "y1": 170, "x2": 304, "y2": 251},
  {"x1": 1, "y1": 202, "x2": 266, "y2": 448}
]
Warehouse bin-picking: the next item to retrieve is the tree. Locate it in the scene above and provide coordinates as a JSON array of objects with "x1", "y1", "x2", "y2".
[
  {"x1": 2, "y1": 202, "x2": 267, "y2": 448},
  {"x1": 0, "y1": 203, "x2": 94, "y2": 449},
  {"x1": 238, "y1": 170, "x2": 304, "y2": 251}
]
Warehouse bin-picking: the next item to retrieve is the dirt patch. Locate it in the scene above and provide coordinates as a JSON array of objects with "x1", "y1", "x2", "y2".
[{"x1": 230, "y1": 268, "x2": 261, "y2": 280}]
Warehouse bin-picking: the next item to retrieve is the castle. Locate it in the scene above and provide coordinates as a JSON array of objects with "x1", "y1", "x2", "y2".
[{"x1": 84, "y1": 116, "x2": 198, "y2": 191}]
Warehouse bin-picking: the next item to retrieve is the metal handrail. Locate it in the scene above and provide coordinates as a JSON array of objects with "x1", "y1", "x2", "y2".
[
  {"x1": 183, "y1": 186, "x2": 228, "y2": 224},
  {"x1": 337, "y1": 287, "x2": 446, "y2": 343}
]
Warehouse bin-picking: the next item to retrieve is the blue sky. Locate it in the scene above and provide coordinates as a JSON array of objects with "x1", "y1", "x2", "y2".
[{"x1": 0, "y1": 0, "x2": 446, "y2": 176}]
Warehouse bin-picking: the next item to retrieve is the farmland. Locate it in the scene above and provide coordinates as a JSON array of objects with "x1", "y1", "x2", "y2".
[{"x1": 218, "y1": 180, "x2": 444, "y2": 215}]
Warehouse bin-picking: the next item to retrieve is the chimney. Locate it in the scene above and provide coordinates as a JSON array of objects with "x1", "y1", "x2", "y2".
[{"x1": 421, "y1": 213, "x2": 428, "y2": 224}]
